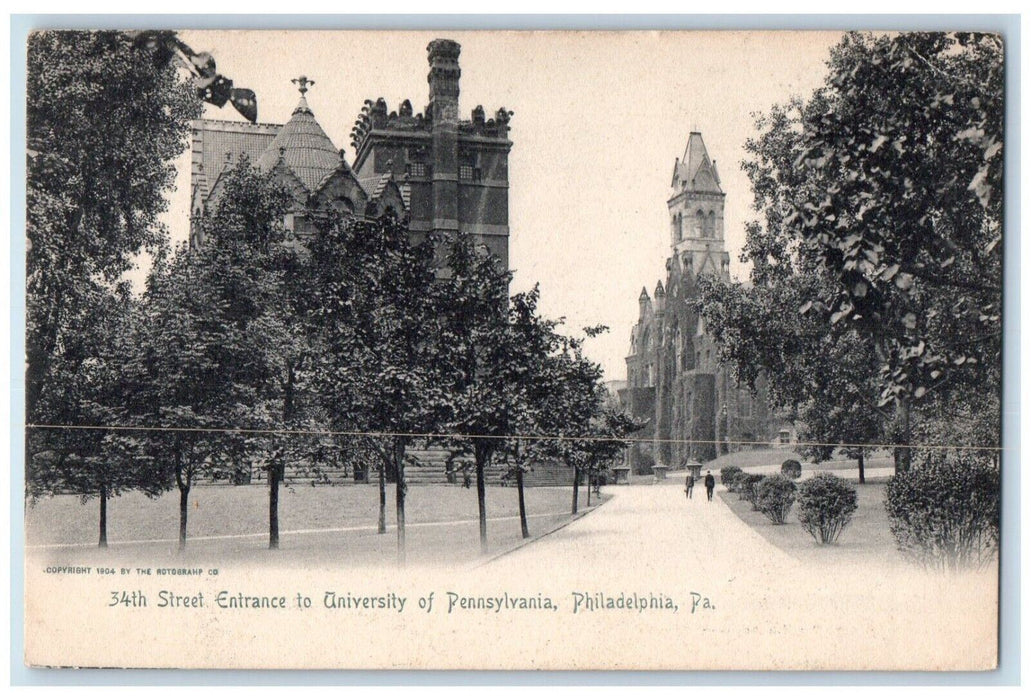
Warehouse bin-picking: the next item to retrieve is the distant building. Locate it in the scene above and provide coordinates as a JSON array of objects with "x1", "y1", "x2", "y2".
[
  {"x1": 188, "y1": 38, "x2": 513, "y2": 273},
  {"x1": 620, "y1": 133, "x2": 793, "y2": 471}
]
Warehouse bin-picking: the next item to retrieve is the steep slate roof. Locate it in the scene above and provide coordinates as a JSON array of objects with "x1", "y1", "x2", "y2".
[
  {"x1": 672, "y1": 132, "x2": 723, "y2": 194},
  {"x1": 256, "y1": 95, "x2": 341, "y2": 193},
  {"x1": 192, "y1": 120, "x2": 280, "y2": 199}
]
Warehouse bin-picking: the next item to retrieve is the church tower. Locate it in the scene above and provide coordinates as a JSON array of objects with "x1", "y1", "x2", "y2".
[
  {"x1": 667, "y1": 132, "x2": 730, "y2": 281},
  {"x1": 621, "y1": 131, "x2": 789, "y2": 472}
]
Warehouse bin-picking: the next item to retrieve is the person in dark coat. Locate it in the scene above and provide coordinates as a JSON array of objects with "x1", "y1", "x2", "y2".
[
  {"x1": 685, "y1": 474, "x2": 695, "y2": 499},
  {"x1": 704, "y1": 471, "x2": 716, "y2": 502}
]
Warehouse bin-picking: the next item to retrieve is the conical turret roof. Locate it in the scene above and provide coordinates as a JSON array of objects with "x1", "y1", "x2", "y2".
[{"x1": 257, "y1": 95, "x2": 341, "y2": 192}]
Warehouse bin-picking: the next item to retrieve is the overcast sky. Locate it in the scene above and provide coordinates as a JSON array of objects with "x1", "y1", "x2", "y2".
[{"x1": 157, "y1": 30, "x2": 845, "y2": 381}]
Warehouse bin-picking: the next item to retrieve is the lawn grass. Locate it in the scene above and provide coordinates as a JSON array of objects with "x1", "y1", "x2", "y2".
[
  {"x1": 25, "y1": 482, "x2": 606, "y2": 568},
  {"x1": 718, "y1": 480, "x2": 905, "y2": 568},
  {"x1": 705, "y1": 448, "x2": 894, "y2": 473},
  {"x1": 705, "y1": 448, "x2": 802, "y2": 469}
]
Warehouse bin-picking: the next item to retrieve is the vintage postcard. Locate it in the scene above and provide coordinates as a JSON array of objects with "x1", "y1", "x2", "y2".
[{"x1": 22, "y1": 29, "x2": 1003, "y2": 670}]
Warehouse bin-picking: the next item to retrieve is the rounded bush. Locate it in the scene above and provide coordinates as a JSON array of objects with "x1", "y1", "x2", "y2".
[
  {"x1": 732, "y1": 472, "x2": 763, "y2": 508},
  {"x1": 756, "y1": 474, "x2": 797, "y2": 524},
  {"x1": 796, "y1": 473, "x2": 858, "y2": 544},
  {"x1": 884, "y1": 456, "x2": 999, "y2": 571},
  {"x1": 721, "y1": 466, "x2": 743, "y2": 490},
  {"x1": 731, "y1": 471, "x2": 752, "y2": 499},
  {"x1": 781, "y1": 459, "x2": 802, "y2": 479}
]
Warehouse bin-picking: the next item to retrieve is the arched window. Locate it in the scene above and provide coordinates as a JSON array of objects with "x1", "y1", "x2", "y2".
[
  {"x1": 333, "y1": 196, "x2": 355, "y2": 214},
  {"x1": 706, "y1": 211, "x2": 716, "y2": 238},
  {"x1": 695, "y1": 209, "x2": 705, "y2": 237}
]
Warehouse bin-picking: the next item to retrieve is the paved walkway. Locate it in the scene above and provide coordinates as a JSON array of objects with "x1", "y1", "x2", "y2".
[
  {"x1": 482, "y1": 480, "x2": 798, "y2": 595},
  {"x1": 474, "y1": 481, "x2": 996, "y2": 671}
]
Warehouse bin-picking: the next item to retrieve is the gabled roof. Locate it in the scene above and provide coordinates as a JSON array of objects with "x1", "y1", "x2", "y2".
[
  {"x1": 192, "y1": 119, "x2": 280, "y2": 200},
  {"x1": 256, "y1": 96, "x2": 341, "y2": 193}
]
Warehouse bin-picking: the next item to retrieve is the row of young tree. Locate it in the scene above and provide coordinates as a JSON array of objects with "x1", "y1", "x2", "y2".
[
  {"x1": 26, "y1": 31, "x2": 637, "y2": 563},
  {"x1": 696, "y1": 32, "x2": 1003, "y2": 478}
]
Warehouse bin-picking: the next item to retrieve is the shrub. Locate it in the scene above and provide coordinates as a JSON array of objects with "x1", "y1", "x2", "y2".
[
  {"x1": 731, "y1": 471, "x2": 752, "y2": 499},
  {"x1": 744, "y1": 474, "x2": 764, "y2": 509},
  {"x1": 756, "y1": 474, "x2": 797, "y2": 524},
  {"x1": 733, "y1": 473, "x2": 763, "y2": 508},
  {"x1": 796, "y1": 473, "x2": 858, "y2": 544},
  {"x1": 721, "y1": 466, "x2": 743, "y2": 490},
  {"x1": 781, "y1": 459, "x2": 802, "y2": 479},
  {"x1": 884, "y1": 456, "x2": 1000, "y2": 571}
]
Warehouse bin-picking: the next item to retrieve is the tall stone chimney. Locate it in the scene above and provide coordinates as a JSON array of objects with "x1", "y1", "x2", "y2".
[
  {"x1": 427, "y1": 39, "x2": 461, "y2": 236},
  {"x1": 427, "y1": 39, "x2": 461, "y2": 124}
]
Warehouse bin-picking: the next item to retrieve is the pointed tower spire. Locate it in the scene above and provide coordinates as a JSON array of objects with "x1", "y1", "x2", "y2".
[{"x1": 256, "y1": 77, "x2": 340, "y2": 191}]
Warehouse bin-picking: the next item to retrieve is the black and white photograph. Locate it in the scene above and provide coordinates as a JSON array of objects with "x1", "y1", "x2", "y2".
[{"x1": 20, "y1": 27, "x2": 1005, "y2": 670}]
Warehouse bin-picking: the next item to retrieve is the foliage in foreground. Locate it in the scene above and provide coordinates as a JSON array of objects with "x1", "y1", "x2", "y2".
[
  {"x1": 884, "y1": 454, "x2": 999, "y2": 571},
  {"x1": 796, "y1": 473, "x2": 858, "y2": 544},
  {"x1": 756, "y1": 474, "x2": 797, "y2": 525},
  {"x1": 721, "y1": 466, "x2": 743, "y2": 489},
  {"x1": 733, "y1": 472, "x2": 764, "y2": 509}
]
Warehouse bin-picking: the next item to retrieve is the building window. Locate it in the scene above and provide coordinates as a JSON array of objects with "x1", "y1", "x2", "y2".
[
  {"x1": 408, "y1": 162, "x2": 427, "y2": 177},
  {"x1": 778, "y1": 430, "x2": 791, "y2": 445},
  {"x1": 459, "y1": 164, "x2": 476, "y2": 181}
]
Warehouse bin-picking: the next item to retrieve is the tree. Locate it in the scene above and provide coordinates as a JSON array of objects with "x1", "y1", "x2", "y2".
[
  {"x1": 136, "y1": 245, "x2": 248, "y2": 549},
  {"x1": 25, "y1": 30, "x2": 270, "y2": 546},
  {"x1": 435, "y1": 236, "x2": 514, "y2": 554},
  {"x1": 537, "y1": 331, "x2": 640, "y2": 515},
  {"x1": 308, "y1": 211, "x2": 445, "y2": 565},
  {"x1": 26, "y1": 31, "x2": 199, "y2": 427},
  {"x1": 495, "y1": 286, "x2": 563, "y2": 539},
  {"x1": 27, "y1": 287, "x2": 166, "y2": 546},
  {"x1": 699, "y1": 32, "x2": 1002, "y2": 472},
  {"x1": 189, "y1": 161, "x2": 318, "y2": 550}
]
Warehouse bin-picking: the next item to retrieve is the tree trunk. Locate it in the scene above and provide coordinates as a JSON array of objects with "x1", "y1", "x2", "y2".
[
  {"x1": 516, "y1": 466, "x2": 529, "y2": 539},
  {"x1": 378, "y1": 461, "x2": 387, "y2": 534},
  {"x1": 394, "y1": 439, "x2": 407, "y2": 567},
  {"x1": 586, "y1": 473, "x2": 592, "y2": 507},
  {"x1": 270, "y1": 362, "x2": 296, "y2": 550},
  {"x1": 175, "y1": 449, "x2": 189, "y2": 551},
  {"x1": 571, "y1": 466, "x2": 580, "y2": 515},
  {"x1": 178, "y1": 481, "x2": 190, "y2": 551},
  {"x1": 269, "y1": 462, "x2": 280, "y2": 550},
  {"x1": 895, "y1": 397, "x2": 912, "y2": 473},
  {"x1": 475, "y1": 442, "x2": 489, "y2": 554},
  {"x1": 858, "y1": 451, "x2": 866, "y2": 485},
  {"x1": 98, "y1": 485, "x2": 108, "y2": 548}
]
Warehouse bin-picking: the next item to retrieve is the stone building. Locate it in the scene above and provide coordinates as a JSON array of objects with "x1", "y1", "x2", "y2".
[
  {"x1": 185, "y1": 38, "x2": 567, "y2": 486},
  {"x1": 620, "y1": 133, "x2": 793, "y2": 471},
  {"x1": 189, "y1": 38, "x2": 513, "y2": 269}
]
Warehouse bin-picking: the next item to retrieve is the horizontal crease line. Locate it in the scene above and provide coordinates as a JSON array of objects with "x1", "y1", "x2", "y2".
[{"x1": 24, "y1": 423, "x2": 1004, "y2": 452}]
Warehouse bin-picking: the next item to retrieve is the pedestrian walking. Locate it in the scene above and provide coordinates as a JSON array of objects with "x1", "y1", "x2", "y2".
[
  {"x1": 704, "y1": 471, "x2": 715, "y2": 502},
  {"x1": 685, "y1": 474, "x2": 694, "y2": 499}
]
